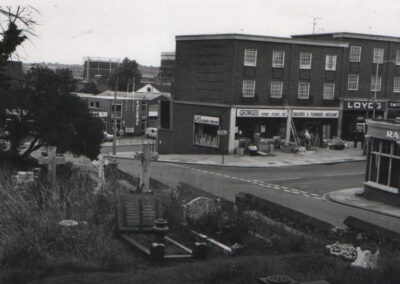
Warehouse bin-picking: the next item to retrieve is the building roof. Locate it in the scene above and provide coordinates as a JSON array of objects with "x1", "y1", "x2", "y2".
[
  {"x1": 291, "y1": 32, "x2": 400, "y2": 43},
  {"x1": 175, "y1": 33, "x2": 349, "y2": 48},
  {"x1": 74, "y1": 91, "x2": 170, "y2": 101}
]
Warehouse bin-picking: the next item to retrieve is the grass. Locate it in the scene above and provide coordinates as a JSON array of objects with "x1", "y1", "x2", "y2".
[{"x1": 0, "y1": 162, "x2": 144, "y2": 284}]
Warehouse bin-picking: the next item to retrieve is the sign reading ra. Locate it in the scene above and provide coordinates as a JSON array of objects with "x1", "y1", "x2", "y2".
[{"x1": 386, "y1": 130, "x2": 400, "y2": 139}]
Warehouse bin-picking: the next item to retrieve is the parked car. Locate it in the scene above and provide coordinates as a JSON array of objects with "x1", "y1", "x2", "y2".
[
  {"x1": 145, "y1": 127, "x2": 157, "y2": 139},
  {"x1": 103, "y1": 131, "x2": 114, "y2": 142}
]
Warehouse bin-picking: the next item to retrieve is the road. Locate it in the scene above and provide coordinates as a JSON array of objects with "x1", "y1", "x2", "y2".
[{"x1": 114, "y1": 158, "x2": 400, "y2": 234}]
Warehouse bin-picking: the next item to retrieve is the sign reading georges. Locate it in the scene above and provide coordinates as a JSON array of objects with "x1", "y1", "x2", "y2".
[
  {"x1": 194, "y1": 115, "x2": 220, "y2": 126},
  {"x1": 292, "y1": 110, "x2": 339, "y2": 118},
  {"x1": 236, "y1": 108, "x2": 288, "y2": 118},
  {"x1": 344, "y1": 101, "x2": 385, "y2": 110}
]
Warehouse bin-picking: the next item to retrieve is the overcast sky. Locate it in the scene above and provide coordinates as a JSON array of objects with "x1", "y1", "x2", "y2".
[{"x1": 6, "y1": 0, "x2": 400, "y2": 66}]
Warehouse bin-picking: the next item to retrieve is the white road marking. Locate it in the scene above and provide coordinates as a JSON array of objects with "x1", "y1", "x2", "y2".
[
  {"x1": 325, "y1": 172, "x2": 364, "y2": 177},
  {"x1": 257, "y1": 177, "x2": 301, "y2": 181}
]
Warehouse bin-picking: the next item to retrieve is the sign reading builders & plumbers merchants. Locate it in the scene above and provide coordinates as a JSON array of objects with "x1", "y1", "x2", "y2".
[
  {"x1": 292, "y1": 110, "x2": 339, "y2": 118},
  {"x1": 236, "y1": 108, "x2": 288, "y2": 118}
]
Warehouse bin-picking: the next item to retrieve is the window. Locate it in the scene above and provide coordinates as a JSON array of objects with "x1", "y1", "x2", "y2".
[
  {"x1": 244, "y1": 49, "x2": 257, "y2": 66},
  {"x1": 95, "y1": 101, "x2": 100, "y2": 108},
  {"x1": 367, "y1": 138, "x2": 400, "y2": 191},
  {"x1": 242, "y1": 80, "x2": 256, "y2": 97},
  {"x1": 272, "y1": 50, "x2": 285, "y2": 68},
  {"x1": 350, "y1": 46, "x2": 361, "y2": 62},
  {"x1": 325, "y1": 54, "x2": 337, "y2": 71},
  {"x1": 299, "y1": 52, "x2": 312, "y2": 69},
  {"x1": 394, "y1": 77, "x2": 400, "y2": 93},
  {"x1": 89, "y1": 101, "x2": 94, "y2": 107},
  {"x1": 193, "y1": 115, "x2": 220, "y2": 148},
  {"x1": 298, "y1": 82, "x2": 310, "y2": 99},
  {"x1": 371, "y1": 75, "x2": 382, "y2": 91},
  {"x1": 141, "y1": 102, "x2": 147, "y2": 111},
  {"x1": 111, "y1": 103, "x2": 122, "y2": 118},
  {"x1": 270, "y1": 81, "x2": 283, "y2": 98},
  {"x1": 373, "y1": 48, "x2": 384, "y2": 63},
  {"x1": 323, "y1": 83, "x2": 335, "y2": 100},
  {"x1": 396, "y1": 49, "x2": 400, "y2": 65},
  {"x1": 348, "y1": 74, "x2": 359, "y2": 90}
]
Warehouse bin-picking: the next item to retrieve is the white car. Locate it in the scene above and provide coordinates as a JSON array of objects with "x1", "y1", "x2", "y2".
[
  {"x1": 145, "y1": 127, "x2": 157, "y2": 139},
  {"x1": 103, "y1": 132, "x2": 114, "y2": 142}
]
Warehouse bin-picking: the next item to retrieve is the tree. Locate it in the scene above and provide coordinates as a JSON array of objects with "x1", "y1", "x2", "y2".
[
  {"x1": 108, "y1": 57, "x2": 142, "y2": 92},
  {"x1": 2, "y1": 66, "x2": 104, "y2": 160}
]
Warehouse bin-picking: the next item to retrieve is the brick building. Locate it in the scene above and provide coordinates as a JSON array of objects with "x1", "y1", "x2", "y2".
[
  {"x1": 75, "y1": 91, "x2": 170, "y2": 135},
  {"x1": 158, "y1": 33, "x2": 349, "y2": 154},
  {"x1": 292, "y1": 33, "x2": 400, "y2": 139}
]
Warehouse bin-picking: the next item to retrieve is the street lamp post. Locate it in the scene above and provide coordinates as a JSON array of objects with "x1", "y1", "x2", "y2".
[{"x1": 112, "y1": 76, "x2": 119, "y2": 155}]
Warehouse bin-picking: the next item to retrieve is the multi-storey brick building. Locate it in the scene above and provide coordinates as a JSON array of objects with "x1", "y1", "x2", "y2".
[
  {"x1": 158, "y1": 33, "x2": 350, "y2": 154},
  {"x1": 292, "y1": 32, "x2": 400, "y2": 139}
]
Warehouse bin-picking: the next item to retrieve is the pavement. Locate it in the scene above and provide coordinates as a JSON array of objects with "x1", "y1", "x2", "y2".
[
  {"x1": 327, "y1": 187, "x2": 400, "y2": 219},
  {"x1": 107, "y1": 146, "x2": 366, "y2": 168}
]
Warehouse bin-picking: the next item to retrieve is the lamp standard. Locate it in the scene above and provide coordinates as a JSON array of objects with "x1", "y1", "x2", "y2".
[
  {"x1": 112, "y1": 76, "x2": 119, "y2": 155},
  {"x1": 373, "y1": 59, "x2": 397, "y2": 119}
]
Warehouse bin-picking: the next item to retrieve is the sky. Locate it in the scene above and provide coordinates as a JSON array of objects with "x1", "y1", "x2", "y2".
[{"x1": 4, "y1": 0, "x2": 400, "y2": 66}]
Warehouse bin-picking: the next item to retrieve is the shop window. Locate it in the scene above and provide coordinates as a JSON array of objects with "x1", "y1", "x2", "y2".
[
  {"x1": 323, "y1": 83, "x2": 335, "y2": 100},
  {"x1": 378, "y1": 156, "x2": 390, "y2": 185},
  {"x1": 270, "y1": 81, "x2": 283, "y2": 98},
  {"x1": 299, "y1": 52, "x2": 312, "y2": 69},
  {"x1": 242, "y1": 80, "x2": 256, "y2": 97},
  {"x1": 347, "y1": 74, "x2": 359, "y2": 91},
  {"x1": 244, "y1": 49, "x2": 257, "y2": 66},
  {"x1": 371, "y1": 76, "x2": 382, "y2": 92},
  {"x1": 350, "y1": 46, "x2": 361, "y2": 62},
  {"x1": 272, "y1": 50, "x2": 285, "y2": 68},
  {"x1": 325, "y1": 54, "x2": 337, "y2": 71},
  {"x1": 393, "y1": 77, "x2": 400, "y2": 93},
  {"x1": 369, "y1": 154, "x2": 378, "y2": 182},
  {"x1": 373, "y1": 48, "x2": 384, "y2": 63},
  {"x1": 298, "y1": 82, "x2": 310, "y2": 99},
  {"x1": 193, "y1": 115, "x2": 220, "y2": 148},
  {"x1": 390, "y1": 159, "x2": 400, "y2": 188}
]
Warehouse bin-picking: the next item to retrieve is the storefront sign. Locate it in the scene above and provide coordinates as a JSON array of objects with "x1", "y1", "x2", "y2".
[
  {"x1": 194, "y1": 115, "x2": 220, "y2": 125},
  {"x1": 386, "y1": 130, "x2": 400, "y2": 139},
  {"x1": 217, "y1": 130, "x2": 228, "y2": 136},
  {"x1": 292, "y1": 110, "x2": 339, "y2": 118},
  {"x1": 148, "y1": 111, "x2": 158, "y2": 117},
  {"x1": 236, "y1": 108, "x2": 287, "y2": 118},
  {"x1": 388, "y1": 101, "x2": 400, "y2": 109},
  {"x1": 125, "y1": 127, "x2": 135, "y2": 133},
  {"x1": 92, "y1": 111, "x2": 108, "y2": 118},
  {"x1": 344, "y1": 101, "x2": 385, "y2": 110}
]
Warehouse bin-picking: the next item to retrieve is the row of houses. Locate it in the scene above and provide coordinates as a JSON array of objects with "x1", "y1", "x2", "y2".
[{"x1": 157, "y1": 32, "x2": 400, "y2": 154}]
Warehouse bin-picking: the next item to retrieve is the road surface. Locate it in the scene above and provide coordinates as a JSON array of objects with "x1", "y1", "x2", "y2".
[{"x1": 115, "y1": 158, "x2": 400, "y2": 234}]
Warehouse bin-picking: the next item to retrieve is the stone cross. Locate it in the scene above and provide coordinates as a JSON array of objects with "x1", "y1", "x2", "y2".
[
  {"x1": 135, "y1": 143, "x2": 158, "y2": 193},
  {"x1": 38, "y1": 146, "x2": 65, "y2": 194}
]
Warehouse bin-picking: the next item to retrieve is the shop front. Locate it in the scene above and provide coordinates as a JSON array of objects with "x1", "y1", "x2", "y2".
[
  {"x1": 235, "y1": 108, "x2": 288, "y2": 143},
  {"x1": 364, "y1": 120, "x2": 400, "y2": 207},
  {"x1": 292, "y1": 109, "x2": 339, "y2": 146},
  {"x1": 193, "y1": 115, "x2": 221, "y2": 149},
  {"x1": 342, "y1": 100, "x2": 386, "y2": 140},
  {"x1": 387, "y1": 101, "x2": 400, "y2": 119}
]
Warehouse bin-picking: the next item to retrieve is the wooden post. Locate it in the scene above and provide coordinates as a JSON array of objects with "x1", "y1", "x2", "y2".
[{"x1": 97, "y1": 154, "x2": 106, "y2": 190}]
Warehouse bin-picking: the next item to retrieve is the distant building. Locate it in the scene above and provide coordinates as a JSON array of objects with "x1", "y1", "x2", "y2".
[
  {"x1": 74, "y1": 90, "x2": 170, "y2": 135},
  {"x1": 139, "y1": 65, "x2": 159, "y2": 85},
  {"x1": 364, "y1": 119, "x2": 400, "y2": 206},
  {"x1": 82, "y1": 57, "x2": 120, "y2": 92},
  {"x1": 158, "y1": 52, "x2": 175, "y2": 86}
]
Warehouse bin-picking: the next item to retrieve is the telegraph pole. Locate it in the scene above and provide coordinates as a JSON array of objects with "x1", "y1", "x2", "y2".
[{"x1": 112, "y1": 76, "x2": 119, "y2": 155}]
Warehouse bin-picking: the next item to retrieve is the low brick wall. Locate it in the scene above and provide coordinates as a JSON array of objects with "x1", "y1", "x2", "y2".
[{"x1": 364, "y1": 184, "x2": 400, "y2": 207}]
